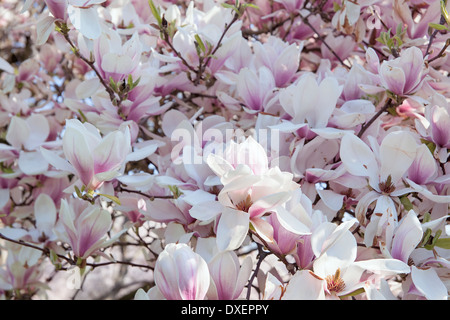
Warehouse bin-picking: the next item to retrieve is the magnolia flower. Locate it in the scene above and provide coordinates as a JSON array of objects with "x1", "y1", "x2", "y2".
[
  {"x1": 0, "y1": 113, "x2": 51, "y2": 176},
  {"x1": 154, "y1": 243, "x2": 210, "y2": 300},
  {"x1": 379, "y1": 46, "x2": 428, "y2": 96},
  {"x1": 252, "y1": 36, "x2": 302, "y2": 87},
  {"x1": 58, "y1": 199, "x2": 120, "y2": 260},
  {"x1": 416, "y1": 104, "x2": 450, "y2": 163},
  {"x1": 311, "y1": 221, "x2": 411, "y2": 299},
  {"x1": 236, "y1": 66, "x2": 277, "y2": 113},
  {"x1": 273, "y1": 72, "x2": 343, "y2": 139},
  {"x1": 42, "y1": 119, "x2": 157, "y2": 191},
  {"x1": 340, "y1": 131, "x2": 418, "y2": 247},
  {"x1": 0, "y1": 244, "x2": 44, "y2": 293},
  {"x1": 94, "y1": 30, "x2": 142, "y2": 83},
  {"x1": 207, "y1": 136, "x2": 300, "y2": 251}
]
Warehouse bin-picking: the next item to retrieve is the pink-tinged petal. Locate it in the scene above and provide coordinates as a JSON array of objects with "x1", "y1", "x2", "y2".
[
  {"x1": 283, "y1": 270, "x2": 325, "y2": 300},
  {"x1": 76, "y1": 207, "x2": 111, "y2": 258},
  {"x1": 265, "y1": 213, "x2": 301, "y2": 255},
  {"x1": 44, "y1": 0, "x2": 68, "y2": 21},
  {"x1": 36, "y1": 15, "x2": 57, "y2": 46},
  {"x1": 173, "y1": 246, "x2": 210, "y2": 300},
  {"x1": 237, "y1": 68, "x2": 263, "y2": 111},
  {"x1": 401, "y1": 47, "x2": 427, "y2": 94},
  {"x1": 93, "y1": 130, "x2": 129, "y2": 174},
  {"x1": 154, "y1": 248, "x2": 183, "y2": 300},
  {"x1": 216, "y1": 207, "x2": 249, "y2": 252},
  {"x1": 295, "y1": 235, "x2": 314, "y2": 269},
  {"x1": 379, "y1": 131, "x2": 417, "y2": 184},
  {"x1": 154, "y1": 243, "x2": 210, "y2": 300},
  {"x1": 63, "y1": 125, "x2": 94, "y2": 187},
  {"x1": 411, "y1": 266, "x2": 448, "y2": 300},
  {"x1": 340, "y1": 133, "x2": 378, "y2": 178},
  {"x1": 249, "y1": 191, "x2": 292, "y2": 219},
  {"x1": 390, "y1": 210, "x2": 422, "y2": 263},
  {"x1": 273, "y1": 43, "x2": 301, "y2": 87},
  {"x1": 408, "y1": 144, "x2": 437, "y2": 185},
  {"x1": 379, "y1": 63, "x2": 406, "y2": 95},
  {"x1": 431, "y1": 106, "x2": 450, "y2": 148},
  {"x1": 208, "y1": 251, "x2": 240, "y2": 300},
  {"x1": 274, "y1": 205, "x2": 311, "y2": 235},
  {"x1": 144, "y1": 198, "x2": 191, "y2": 225}
]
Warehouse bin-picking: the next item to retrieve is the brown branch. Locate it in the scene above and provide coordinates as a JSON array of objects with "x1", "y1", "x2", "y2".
[
  {"x1": 299, "y1": 13, "x2": 351, "y2": 69},
  {"x1": 357, "y1": 98, "x2": 392, "y2": 138}
]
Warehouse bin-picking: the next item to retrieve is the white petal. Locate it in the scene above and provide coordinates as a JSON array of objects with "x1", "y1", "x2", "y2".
[
  {"x1": 274, "y1": 206, "x2": 311, "y2": 235},
  {"x1": 379, "y1": 131, "x2": 417, "y2": 184},
  {"x1": 411, "y1": 266, "x2": 448, "y2": 300},
  {"x1": 353, "y1": 258, "x2": 410, "y2": 276},
  {"x1": 34, "y1": 194, "x2": 57, "y2": 236},
  {"x1": 283, "y1": 270, "x2": 325, "y2": 300},
  {"x1": 340, "y1": 133, "x2": 378, "y2": 178},
  {"x1": 40, "y1": 147, "x2": 76, "y2": 174},
  {"x1": 216, "y1": 207, "x2": 249, "y2": 251},
  {"x1": 18, "y1": 151, "x2": 49, "y2": 175},
  {"x1": 68, "y1": 6, "x2": 101, "y2": 40}
]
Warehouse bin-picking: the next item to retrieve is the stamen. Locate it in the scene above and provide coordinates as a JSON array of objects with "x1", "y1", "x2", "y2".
[
  {"x1": 325, "y1": 268, "x2": 346, "y2": 293},
  {"x1": 235, "y1": 194, "x2": 253, "y2": 212}
]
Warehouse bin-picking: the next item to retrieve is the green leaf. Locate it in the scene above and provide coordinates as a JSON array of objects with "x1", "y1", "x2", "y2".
[
  {"x1": 441, "y1": 0, "x2": 450, "y2": 25},
  {"x1": 428, "y1": 22, "x2": 448, "y2": 31},
  {"x1": 194, "y1": 34, "x2": 206, "y2": 53},
  {"x1": 97, "y1": 193, "x2": 121, "y2": 205},
  {"x1": 109, "y1": 76, "x2": 118, "y2": 93},
  {"x1": 148, "y1": 0, "x2": 162, "y2": 27}
]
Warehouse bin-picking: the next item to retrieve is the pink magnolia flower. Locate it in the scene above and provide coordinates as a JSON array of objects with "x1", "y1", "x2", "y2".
[
  {"x1": 416, "y1": 104, "x2": 450, "y2": 163},
  {"x1": 252, "y1": 36, "x2": 302, "y2": 87},
  {"x1": 42, "y1": 119, "x2": 132, "y2": 191},
  {"x1": 207, "y1": 136, "x2": 300, "y2": 251},
  {"x1": 0, "y1": 244, "x2": 44, "y2": 293},
  {"x1": 58, "y1": 199, "x2": 114, "y2": 260},
  {"x1": 273, "y1": 72, "x2": 343, "y2": 139},
  {"x1": 311, "y1": 221, "x2": 411, "y2": 299},
  {"x1": 339, "y1": 131, "x2": 422, "y2": 247},
  {"x1": 236, "y1": 66, "x2": 277, "y2": 113},
  {"x1": 153, "y1": 243, "x2": 210, "y2": 300},
  {"x1": 379, "y1": 47, "x2": 429, "y2": 96},
  {"x1": 94, "y1": 30, "x2": 142, "y2": 83}
]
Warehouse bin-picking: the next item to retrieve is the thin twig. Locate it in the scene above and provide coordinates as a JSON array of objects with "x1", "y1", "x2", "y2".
[
  {"x1": 357, "y1": 98, "x2": 392, "y2": 138},
  {"x1": 299, "y1": 12, "x2": 351, "y2": 69},
  {"x1": 246, "y1": 243, "x2": 268, "y2": 300}
]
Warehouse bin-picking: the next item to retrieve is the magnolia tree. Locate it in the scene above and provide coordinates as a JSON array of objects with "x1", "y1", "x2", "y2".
[{"x1": 0, "y1": 0, "x2": 449, "y2": 301}]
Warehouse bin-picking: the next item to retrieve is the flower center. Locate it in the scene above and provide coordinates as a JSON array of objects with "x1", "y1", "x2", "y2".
[
  {"x1": 378, "y1": 174, "x2": 396, "y2": 194},
  {"x1": 325, "y1": 268, "x2": 346, "y2": 293},
  {"x1": 234, "y1": 194, "x2": 253, "y2": 213}
]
